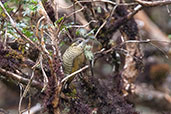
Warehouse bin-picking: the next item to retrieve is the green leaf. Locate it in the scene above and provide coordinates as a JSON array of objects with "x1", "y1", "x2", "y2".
[
  {"x1": 21, "y1": 47, "x2": 25, "y2": 54},
  {"x1": 22, "y1": 28, "x2": 34, "y2": 38},
  {"x1": 84, "y1": 45, "x2": 94, "y2": 61},
  {"x1": 55, "y1": 16, "x2": 64, "y2": 25}
]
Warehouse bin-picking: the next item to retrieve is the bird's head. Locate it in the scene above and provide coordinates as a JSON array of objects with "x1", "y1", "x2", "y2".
[{"x1": 71, "y1": 38, "x2": 89, "y2": 49}]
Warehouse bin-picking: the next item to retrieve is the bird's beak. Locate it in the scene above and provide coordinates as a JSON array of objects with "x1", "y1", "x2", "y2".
[
  {"x1": 77, "y1": 39, "x2": 89, "y2": 47},
  {"x1": 82, "y1": 39, "x2": 89, "y2": 44}
]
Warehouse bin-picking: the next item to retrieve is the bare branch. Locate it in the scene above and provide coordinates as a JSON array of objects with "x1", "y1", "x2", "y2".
[
  {"x1": 61, "y1": 65, "x2": 89, "y2": 83},
  {"x1": 127, "y1": 4, "x2": 143, "y2": 19},
  {"x1": 40, "y1": 54, "x2": 49, "y2": 92},
  {"x1": 0, "y1": 68, "x2": 43, "y2": 89},
  {"x1": 135, "y1": 0, "x2": 171, "y2": 7},
  {"x1": 66, "y1": 6, "x2": 85, "y2": 18},
  {"x1": 95, "y1": 5, "x2": 118, "y2": 37},
  {"x1": 19, "y1": 70, "x2": 35, "y2": 114}
]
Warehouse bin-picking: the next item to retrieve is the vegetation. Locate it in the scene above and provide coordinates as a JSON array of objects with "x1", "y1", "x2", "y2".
[{"x1": 0, "y1": 0, "x2": 170, "y2": 114}]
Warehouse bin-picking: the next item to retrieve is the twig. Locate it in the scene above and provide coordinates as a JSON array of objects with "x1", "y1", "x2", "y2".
[
  {"x1": 116, "y1": 48, "x2": 143, "y2": 63},
  {"x1": 124, "y1": 39, "x2": 171, "y2": 44},
  {"x1": 40, "y1": 54, "x2": 49, "y2": 92},
  {"x1": 12, "y1": 3, "x2": 22, "y2": 17},
  {"x1": 73, "y1": 0, "x2": 76, "y2": 39},
  {"x1": 58, "y1": 20, "x2": 97, "y2": 38},
  {"x1": 36, "y1": 16, "x2": 45, "y2": 41},
  {"x1": 135, "y1": 0, "x2": 171, "y2": 7},
  {"x1": 3, "y1": 28, "x2": 7, "y2": 49},
  {"x1": 101, "y1": 4, "x2": 142, "y2": 34},
  {"x1": 28, "y1": 95, "x2": 31, "y2": 114},
  {"x1": 18, "y1": 70, "x2": 35, "y2": 114},
  {"x1": 32, "y1": 59, "x2": 40, "y2": 69},
  {"x1": 39, "y1": 16, "x2": 52, "y2": 60},
  {"x1": 66, "y1": 6, "x2": 85, "y2": 18},
  {"x1": 78, "y1": 0, "x2": 137, "y2": 6},
  {"x1": 95, "y1": 5, "x2": 118, "y2": 37},
  {"x1": 122, "y1": 39, "x2": 170, "y2": 59},
  {"x1": 149, "y1": 42, "x2": 169, "y2": 59},
  {"x1": 95, "y1": 20, "x2": 107, "y2": 38},
  {"x1": 19, "y1": 84, "x2": 24, "y2": 114},
  {"x1": 36, "y1": 16, "x2": 53, "y2": 61},
  {"x1": 23, "y1": 70, "x2": 35, "y2": 96},
  {"x1": 0, "y1": 67, "x2": 43, "y2": 89},
  {"x1": 59, "y1": 0, "x2": 137, "y2": 9},
  {"x1": 127, "y1": 4, "x2": 143, "y2": 19},
  {"x1": 61, "y1": 65, "x2": 89, "y2": 83}
]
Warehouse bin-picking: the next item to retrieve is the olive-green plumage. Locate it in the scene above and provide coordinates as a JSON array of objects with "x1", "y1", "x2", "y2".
[
  {"x1": 62, "y1": 39, "x2": 88, "y2": 84},
  {"x1": 63, "y1": 44, "x2": 84, "y2": 74}
]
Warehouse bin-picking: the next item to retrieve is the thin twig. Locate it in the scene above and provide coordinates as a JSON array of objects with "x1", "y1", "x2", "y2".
[
  {"x1": 24, "y1": 71, "x2": 35, "y2": 97},
  {"x1": 36, "y1": 16, "x2": 45, "y2": 41},
  {"x1": 39, "y1": 17, "x2": 52, "y2": 60},
  {"x1": 19, "y1": 70, "x2": 35, "y2": 114},
  {"x1": 19, "y1": 84, "x2": 24, "y2": 114},
  {"x1": 59, "y1": 0, "x2": 138, "y2": 9},
  {"x1": 123, "y1": 39, "x2": 170, "y2": 59},
  {"x1": 36, "y1": 16, "x2": 52, "y2": 60},
  {"x1": 149, "y1": 42, "x2": 169, "y2": 59},
  {"x1": 58, "y1": 20, "x2": 97, "y2": 38},
  {"x1": 66, "y1": 7, "x2": 85, "y2": 18},
  {"x1": 95, "y1": 20, "x2": 107, "y2": 37},
  {"x1": 40, "y1": 54, "x2": 49, "y2": 92},
  {"x1": 28, "y1": 94, "x2": 31, "y2": 114},
  {"x1": 61, "y1": 65, "x2": 89, "y2": 83},
  {"x1": 124, "y1": 39, "x2": 171, "y2": 44},
  {"x1": 3, "y1": 28, "x2": 7, "y2": 49},
  {"x1": 127, "y1": 4, "x2": 143, "y2": 19},
  {"x1": 73, "y1": 0, "x2": 76, "y2": 39},
  {"x1": 135, "y1": 0, "x2": 171, "y2": 7},
  {"x1": 95, "y1": 5, "x2": 118, "y2": 37}
]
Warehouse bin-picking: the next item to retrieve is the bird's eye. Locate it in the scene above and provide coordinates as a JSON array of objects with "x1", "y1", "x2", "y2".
[{"x1": 78, "y1": 40, "x2": 82, "y2": 43}]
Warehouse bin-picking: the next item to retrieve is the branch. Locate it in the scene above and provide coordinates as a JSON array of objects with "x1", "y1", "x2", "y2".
[
  {"x1": 19, "y1": 69, "x2": 35, "y2": 114},
  {"x1": 38, "y1": 1, "x2": 65, "y2": 113},
  {"x1": 61, "y1": 65, "x2": 89, "y2": 83},
  {"x1": 127, "y1": 4, "x2": 143, "y2": 19},
  {"x1": 135, "y1": 0, "x2": 171, "y2": 7},
  {"x1": 40, "y1": 54, "x2": 49, "y2": 92},
  {"x1": 0, "y1": 68, "x2": 43, "y2": 89},
  {"x1": 77, "y1": 0, "x2": 137, "y2": 6}
]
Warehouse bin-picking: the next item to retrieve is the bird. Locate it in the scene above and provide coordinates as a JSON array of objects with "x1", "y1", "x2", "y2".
[{"x1": 62, "y1": 38, "x2": 89, "y2": 87}]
